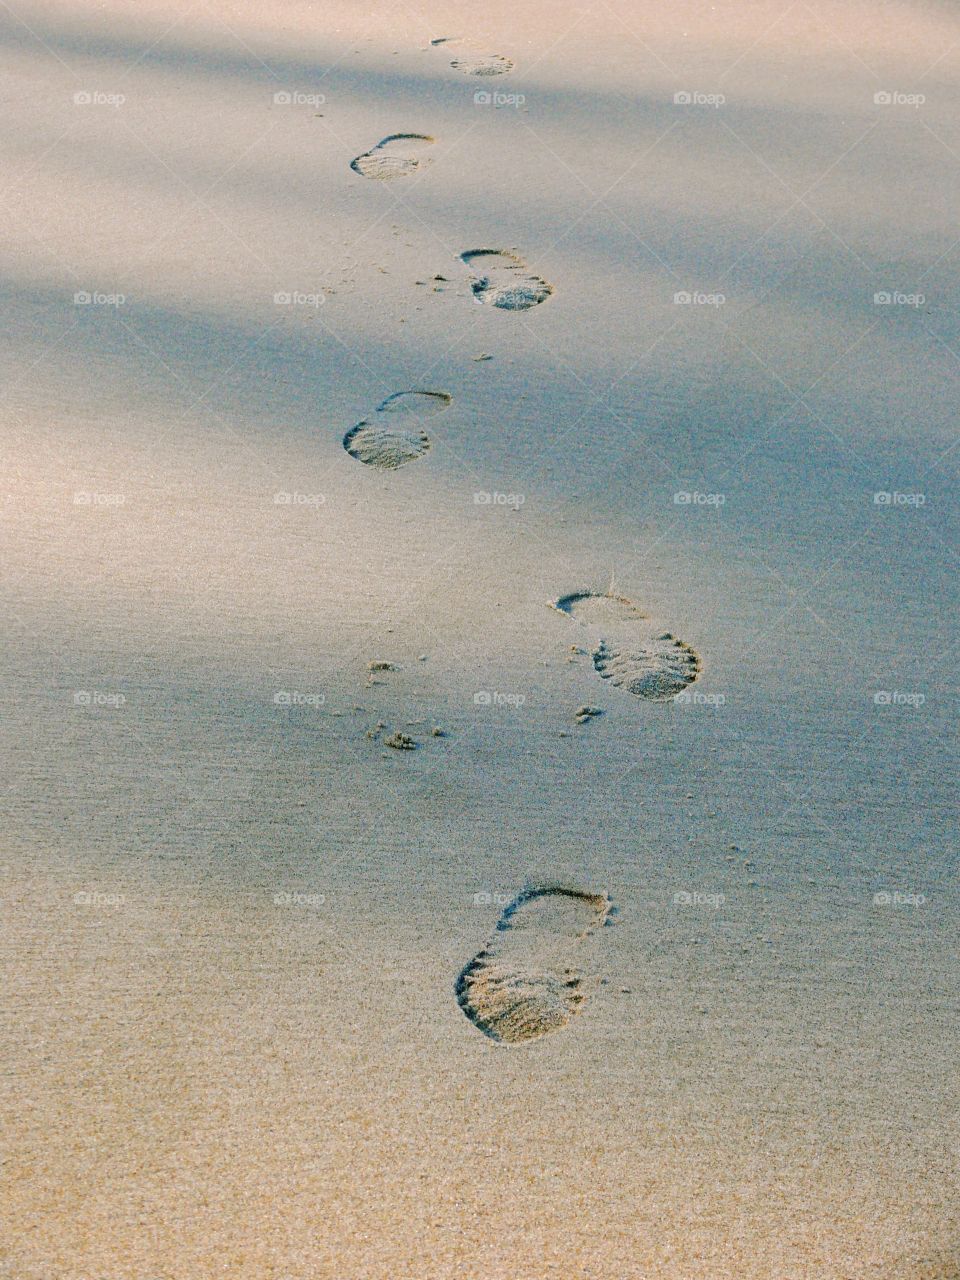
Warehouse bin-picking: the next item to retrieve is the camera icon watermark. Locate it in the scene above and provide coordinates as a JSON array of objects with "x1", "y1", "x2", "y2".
[
  {"x1": 873, "y1": 690, "x2": 925, "y2": 708},
  {"x1": 273, "y1": 690, "x2": 325, "y2": 707},
  {"x1": 74, "y1": 490, "x2": 126, "y2": 506},
  {"x1": 674, "y1": 90, "x2": 725, "y2": 108},
  {"x1": 673, "y1": 290, "x2": 725, "y2": 307},
  {"x1": 474, "y1": 491, "x2": 525, "y2": 510},
  {"x1": 273, "y1": 90, "x2": 326, "y2": 107},
  {"x1": 673, "y1": 890, "x2": 725, "y2": 908},
  {"x1": 73, "y1": 90, "x2": 125, "y2": 108},
  {"x1": 273, "y1": 290, "x2": 326, "y2": 308},
  {"x1": 874, "y1": 291, "x2": 924, "y2": 308},
  {"x1": 673, "y1": 690, "x2": 726, "y2": 707},
  {"x1": 73, "y1": 890, "x2": 126, "y2": 908},
  {"x1": 473, "y1": 90, "x2": 525, "y2": 108},
  {"x1": 74, "y1": 291, "x2": 125, "y2": 307},
  {"x1": 274, "y1": 490, "x2": 326, "y2": 506},
  {"x1": 873, "y1": 491, "x2": 925, "y2": 507},
  {"x1": 874, "y1": 90, "x2": 925, "y2": 107},
  {"x1": 73, "y1": 690, "x2": 126, "y2": 708},
  {"x1": 873, "y1": 890, "x2": 926, "y2": 907},
  {"x1": 473, "y1": 690, "x2": 526, "y2": 708},
  {"x1": 674, "y1": 490, "x2": 726, "y2": 506}
]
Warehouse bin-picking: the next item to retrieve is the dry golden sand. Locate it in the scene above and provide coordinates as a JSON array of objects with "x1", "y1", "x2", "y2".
[{"x1": 1, "y1": 0, "x2": 959, "y2": 1276}]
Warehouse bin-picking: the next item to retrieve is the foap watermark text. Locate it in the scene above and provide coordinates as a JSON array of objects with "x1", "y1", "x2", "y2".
[
  {"x1": 474, "y1": 491, "x2": 524, "y2": 510},
  {"x1": 474, "y1": 90, "x2": 525, "y2": 108},
  {"x1": 474, "y1": 690, "x2": 526, "y2": 708}
]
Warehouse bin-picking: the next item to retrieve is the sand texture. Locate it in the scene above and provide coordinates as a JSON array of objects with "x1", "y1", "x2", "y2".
[{"x1": 1, "y1": 0, "x2": 958, "y2": 1277}]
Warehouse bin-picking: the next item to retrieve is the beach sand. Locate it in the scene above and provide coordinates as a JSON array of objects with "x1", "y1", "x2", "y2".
[{"x1": 1, "y1": 1, "x2": 958, "y2": 1276}]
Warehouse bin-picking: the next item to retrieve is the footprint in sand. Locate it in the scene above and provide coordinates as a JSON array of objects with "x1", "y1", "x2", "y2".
[
  {"x1": 456, "y1": 885, "x2": 611, "y2": 1044},
  {"x1": 553, "y1": 590, "x2": 701, "y2": 703},
  {"x1": 593, "y1": 635, "x2": 701, "y2": 701},
  {"x1": 451, "y1": 52, "x2": 514, "y2": 76},
  {"x1": 343, "y1": 390, "x2": 451, "y2": 470},
  {"x1": 554, "y1": 591, "x2": 648, "y2": 629},
  {"x1": 460, "y1": 249, "x2": 553, "y2": 311},
  {"x1": 430, "y1": 37, "x2": 514, "y2": 77},
  {"x1": 350, "y1": 133, "x2": 435, "y2": 180}
]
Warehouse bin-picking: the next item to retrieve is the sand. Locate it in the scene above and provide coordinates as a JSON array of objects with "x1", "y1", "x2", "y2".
[{"x1": 1, "y1": 0, "x2": 958, "y2": 1276}]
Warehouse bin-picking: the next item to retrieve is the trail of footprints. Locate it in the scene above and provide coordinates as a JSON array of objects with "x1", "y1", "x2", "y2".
[
  {"x1": 338, "y1": 40, "x2": 703, "y2": 1049},
  {"x1": 350, "y1": 133, "x2": 434, "y2": 180},
  {"x1": 429, "y1": 36, "x2": 515, "y2": 77},
  {"x1": 555, "y1": 591, "x2": 701, "y2": 702},
  {"x1": 461, "y1": 249, "x2": 553, "y2": 310},
  {"x1": 457, "y1": 886, "x2": 611, "y2": 1043},
  {"x1": 343, "y1": 390, "x2": 450, "y2": 470}
]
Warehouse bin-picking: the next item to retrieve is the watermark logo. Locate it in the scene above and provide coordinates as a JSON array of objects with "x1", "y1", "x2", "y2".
[
  {"x1": 474, "y1": 690, "x2": 526, "y2": 708},
  {"x1": 474, "y1": 90, "x2": 525, "y2": 108},
  {"x1": 274, "y1": 490, "x2": 325, "y2": 506},
  {"x1": 273, "y1": 90, "x2": 326, "y2": 107},
  {"x1": 674, "y1": 91, "x2": 725, "y2": 108},
  {"x1": 874, "y1": 291, "x2": 924, "y2": 308},
  {"x1": 674, "y1": 690, "x2": 726, "y2": 707},
  {"x1": 873, "y1": 890, "x2": 926, "y2": 907},
  {"x1": 674, "y1": 290, "x2": 725, "y2": 307},
  {"x1": 674, "y1": 890, "x2": 725, "y2": 908},
  {"x1": 74, "y1": 491, "x2": 126, "y2": 506},
  {"x1": 273, "y1": 690, "x2": 325, "y2": 707},
  {"x1": 73, "y1": 690, "x2": 126, "y2": 708},
  {"x1": 74, "y1": 891, "x2": 125, "y2": 908},
  {"x1": 873, "y1": 690, "x2": 925, "y2": 708},
  {"x1": 472, "y1": 891, "x2": 513, "y2": 906},
  {"x1": 474, "y1": 491, "x2": 525, "y2": 510},
  {"x1": 74, "y1": 291, "x2": 125, "y2": 307},
  {"x1": 272, "y1": 891, "x2": 325, "y2": 907},
  {"x1": 674, "y1": 490, "x2": 725, "y2": 506},
  {"x1": 873, "y1": 491, "x2": 925, "y2": 507},
  {"x1": 874, "y1": 91, "x2": 925, "y2": 108},
  {"x1": 73, "y1": 90, "x2": 125, "y2": 108},
  {"x1": 274, "y1": 290, "x2": 326, "y2": 308}
]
